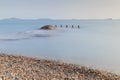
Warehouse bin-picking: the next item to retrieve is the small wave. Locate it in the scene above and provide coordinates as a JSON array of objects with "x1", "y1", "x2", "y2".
[
  {"x1": 0, "y1": 34, "x2": 29, "y2": 41},
  {"x1": 0, "y1": 30, "x2": 58, "y2": 41}
]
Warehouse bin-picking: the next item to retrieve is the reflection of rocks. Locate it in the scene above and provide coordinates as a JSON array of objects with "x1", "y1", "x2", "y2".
[
  {"x1": 0, "y1": 54, "x2": 120, "y2": 80},
  {"x1": 40, "y1": 25, "x2": 56, "y2": 30},
  {"x1": 33, "y1": 34, "x2": 51, "y2": 37}
]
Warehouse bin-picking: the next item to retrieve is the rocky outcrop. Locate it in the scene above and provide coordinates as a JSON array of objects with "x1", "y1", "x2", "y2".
[{"x1": 40, "y1": 25, "x2": 56, "y2": 30}]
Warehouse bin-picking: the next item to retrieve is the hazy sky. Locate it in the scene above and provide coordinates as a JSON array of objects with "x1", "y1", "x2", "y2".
[{"x1": 0, "y1": 0, "x2": 120, "y2": 19}]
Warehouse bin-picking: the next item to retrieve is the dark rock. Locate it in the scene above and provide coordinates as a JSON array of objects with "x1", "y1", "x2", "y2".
[{"x1": 40, "y1": 25, "x2": 56, "y2": 30}]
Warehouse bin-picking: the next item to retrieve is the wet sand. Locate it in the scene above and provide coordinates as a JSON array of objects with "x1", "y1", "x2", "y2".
[{"x1": 0, "y1": 54, "x2": 120, "y2": 80}]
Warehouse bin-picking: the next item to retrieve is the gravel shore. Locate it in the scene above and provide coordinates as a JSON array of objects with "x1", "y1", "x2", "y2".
[{"x1": 0, "y1": 54, "x2": 120, "y2": 80}]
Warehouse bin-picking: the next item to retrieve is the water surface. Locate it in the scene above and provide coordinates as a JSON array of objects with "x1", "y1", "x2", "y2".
[{"x1": 0, "y1": 19, "x2": 120, "y2": 74}]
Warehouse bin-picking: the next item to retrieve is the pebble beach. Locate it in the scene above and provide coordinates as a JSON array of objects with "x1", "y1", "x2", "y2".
[{"x1": 0, "y1": 54, "x2": 120, "y2": 80}]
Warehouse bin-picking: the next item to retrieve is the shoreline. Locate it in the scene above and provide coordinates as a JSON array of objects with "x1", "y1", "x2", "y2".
[{"x1": 0, "y1": 54, "x2": 120, "y2": 80}]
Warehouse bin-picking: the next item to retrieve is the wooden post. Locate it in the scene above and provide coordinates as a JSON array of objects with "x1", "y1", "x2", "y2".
[
  {"x1": 66, "y1": 25, "x2": 68, "y2": 28},
  {"x1": 78, "y1": 25, "x2": 80, "y2": 28},
  {"x1": 55, "y1": 25, "x2": 57, "y2": 27},
  {"x1": 72, "y1": 25, "x2": 74, "y2": 28},
  {"x1": 60, "y1": 25, "x2": 62, "y2": 28}
]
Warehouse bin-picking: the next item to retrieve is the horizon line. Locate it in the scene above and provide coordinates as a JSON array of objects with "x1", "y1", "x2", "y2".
[{"x1": 0, "y1": 17, "x2": 120, "y2": 20}]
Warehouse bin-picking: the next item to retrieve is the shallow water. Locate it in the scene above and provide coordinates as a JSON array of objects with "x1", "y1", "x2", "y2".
[{"x1": 0, "y1": 19, "x2": 120, "y2": 74}]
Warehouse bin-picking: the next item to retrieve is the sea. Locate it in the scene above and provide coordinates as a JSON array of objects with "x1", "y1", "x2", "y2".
[{"x1": 0, "y1": 19, "x2": 120, "y2": 74}]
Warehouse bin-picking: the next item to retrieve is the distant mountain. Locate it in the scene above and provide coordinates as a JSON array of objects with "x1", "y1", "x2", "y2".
[
  {"x1": 1, "y1": 18, "x2": 120, "y2": 21},
  {"x1": 0, "y1": 18, "x2": 59, "y2": 25},
  {"x1": 0, "y1": 18, "x2": 119, "y2": 25},
  {"x1": 0, "y1": 18, "x2": 53, "y2": 21},
  {"x1": 0, "y1": 18, "x2": 23, "y2": 21},
  {"x1": 104, "y1": 18, "x2": 113, "y2": 20},
  {"x1": 0, "y1": 18, "x2": 78, "y2": 27}
]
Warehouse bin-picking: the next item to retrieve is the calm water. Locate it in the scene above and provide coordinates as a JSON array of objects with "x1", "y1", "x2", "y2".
[{"x1": 0, "y1": 19, "x2": 120, "y2": 74}]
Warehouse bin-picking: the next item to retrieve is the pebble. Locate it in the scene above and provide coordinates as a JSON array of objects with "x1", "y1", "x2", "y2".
[{"x1": 0, "y1": 54, "x2": 120, "y2": 80}]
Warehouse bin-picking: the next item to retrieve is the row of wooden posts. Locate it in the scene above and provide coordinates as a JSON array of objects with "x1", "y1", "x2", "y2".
[{"x1": 55, "y1": 25, "x2": 80, "y2": 28}]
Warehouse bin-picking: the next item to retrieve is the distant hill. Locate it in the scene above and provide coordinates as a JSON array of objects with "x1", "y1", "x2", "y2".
[
  {"x1": 0, "y1": 18, "x2": 55, "y2": 24},
  {"x1": 0, "y1": 18, "x2": 80, "y2": 25},
  {"x1": 0, "y1": 18, "x2": 119, "y2": 25}
]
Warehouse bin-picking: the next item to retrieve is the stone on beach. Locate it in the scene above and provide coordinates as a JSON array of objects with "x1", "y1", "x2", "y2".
[{"x1": 0, "y1": 54, "x2": 120, "y2": 80}]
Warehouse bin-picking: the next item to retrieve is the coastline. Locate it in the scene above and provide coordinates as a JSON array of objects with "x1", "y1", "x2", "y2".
[{"x1": 0, "y1": 54, "x2": 120, "y2": 80}]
